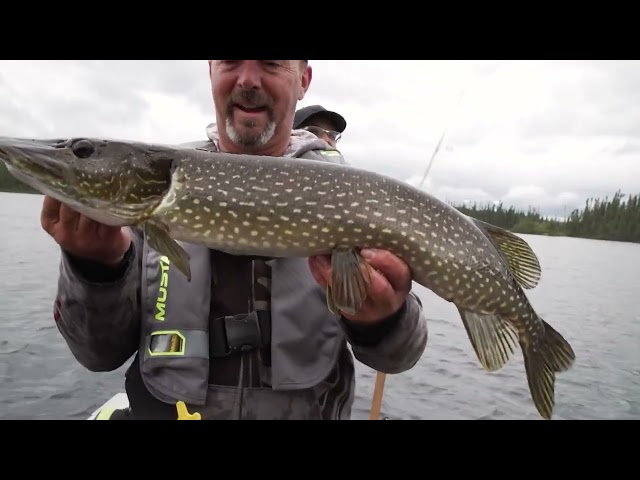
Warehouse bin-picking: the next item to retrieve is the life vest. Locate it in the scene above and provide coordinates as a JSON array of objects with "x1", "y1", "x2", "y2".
[{"x1": 122, "y1": 143, "x2": 353, "y2": 419}]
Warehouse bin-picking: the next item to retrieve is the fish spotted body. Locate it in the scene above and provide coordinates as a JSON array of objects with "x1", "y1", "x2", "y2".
[{"x1": 0, "y1": 136, "x2": 576, "y2": 420}]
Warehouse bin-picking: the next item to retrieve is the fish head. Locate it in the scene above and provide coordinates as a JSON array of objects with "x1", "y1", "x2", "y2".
[{"x1": 0, "y1": 136, "x2": 178, "y2": 225}]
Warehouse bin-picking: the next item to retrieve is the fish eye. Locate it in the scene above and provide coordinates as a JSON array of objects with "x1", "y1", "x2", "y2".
[{"x1": 72, "y1": 139, "x2": 95, "y2": 158}]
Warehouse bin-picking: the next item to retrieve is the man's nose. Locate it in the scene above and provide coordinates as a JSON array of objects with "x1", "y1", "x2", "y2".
[
  {"x1": 321, "y1": 133, "x2": 336, "y2": 148},
  {"x1": 236, "y1": 61, "x2": 263, "y2": 89}
]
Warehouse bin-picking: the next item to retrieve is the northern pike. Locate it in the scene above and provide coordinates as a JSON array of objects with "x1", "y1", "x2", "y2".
[{"x1": 0, "y1": 136, "x2": 576, "y2": 419}]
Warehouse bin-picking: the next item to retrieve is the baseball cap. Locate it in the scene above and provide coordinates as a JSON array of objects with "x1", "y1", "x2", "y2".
[{"x1": 293, "y1": 105, "x2": 347, "y2": 133}]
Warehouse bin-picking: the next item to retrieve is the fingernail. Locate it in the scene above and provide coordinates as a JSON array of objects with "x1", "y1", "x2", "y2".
[{"x1": 360, "y1": 249, "x2": 376, "y2": 259}]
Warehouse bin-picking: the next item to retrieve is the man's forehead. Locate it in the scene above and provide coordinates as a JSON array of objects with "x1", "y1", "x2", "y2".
[{"x1": 210, "y1": 60, "x2": 305, "y2": 65}]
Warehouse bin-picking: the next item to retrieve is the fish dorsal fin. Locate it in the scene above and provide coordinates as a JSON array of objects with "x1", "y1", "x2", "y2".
[{"x1": 469, "y1": 217, "x2": 542, "y2": 289}]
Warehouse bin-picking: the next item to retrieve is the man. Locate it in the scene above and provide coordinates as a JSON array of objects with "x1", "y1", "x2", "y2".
[
  {"x1": 293, "y1": 104, "x2": 346, "y2": 149},
  {"x1": 43, "y1": 60, "x2": 428, "y2": 420}
]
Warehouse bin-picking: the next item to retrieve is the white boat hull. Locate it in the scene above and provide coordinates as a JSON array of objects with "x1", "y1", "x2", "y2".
[{"x1": 87, "y1": 392, "x2": 130, "y2": 420}]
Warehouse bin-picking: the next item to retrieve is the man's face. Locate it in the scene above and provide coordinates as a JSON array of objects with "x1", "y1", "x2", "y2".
[
  {"x1": 303, "y1": 117, "x2": 341, "y2": 149},
  {"x1": 209, "y1": 60, "x2": 312, "y2": 153}
]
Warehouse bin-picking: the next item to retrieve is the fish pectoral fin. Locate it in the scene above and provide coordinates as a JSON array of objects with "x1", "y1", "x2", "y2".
[
  {"x1": 326, "y1": 284, "x2": 340, "y2": 317},
  {"x1": 327, "y1": 246, "x2": 374, "y2": 317},
  {"x1": 143, "y1": 220, "x2": 192, "y2": 282},
  {"x1": 456, "y1": 306, "x2": 519, "y2": 372},
  {"x1": 468, "y1": 217, "x2": 542, "y2": 290}
]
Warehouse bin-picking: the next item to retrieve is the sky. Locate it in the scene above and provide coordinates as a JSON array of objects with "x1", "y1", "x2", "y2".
[{"x1": 0, "y1": 59, "x2": 638, "y2": 218}]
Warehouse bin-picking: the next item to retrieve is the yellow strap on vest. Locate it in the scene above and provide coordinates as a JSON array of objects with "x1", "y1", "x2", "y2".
[
  {"x1": 95, "y1": 405, "x2": 119, "y2": 420},
  {"x1": 176, "y1": 401, "x2": 201, "y2": 420}
]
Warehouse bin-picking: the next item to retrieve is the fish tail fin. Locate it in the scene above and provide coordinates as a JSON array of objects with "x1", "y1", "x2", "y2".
[
  {"x1": 522, "y1": 341, "x2": 556, "y2": 420},
  {"x1": 522, "y1": 316, "x2": 576, "y2": 420}
]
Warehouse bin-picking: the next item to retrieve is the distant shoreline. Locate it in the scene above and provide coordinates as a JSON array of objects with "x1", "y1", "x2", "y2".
[
  {"x1": 1, "y1": 162, "x2": 638, "y2": 245},
  {"x1": 452, "y1": 191, "x2": 640, "y2": 245}
]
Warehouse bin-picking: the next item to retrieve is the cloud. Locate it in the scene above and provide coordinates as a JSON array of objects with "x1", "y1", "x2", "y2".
[{"x1": 0, "y1": 59, "x2": 638, "y2": 216}]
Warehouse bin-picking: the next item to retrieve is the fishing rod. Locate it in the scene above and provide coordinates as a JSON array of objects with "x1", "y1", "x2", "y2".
[
  {"x1": 417, "y1": 86, "x2": 466, "y2": 190},
  {"x1": 368, "y1": 60, "x2": 506, "y2": 420},
  {"x1": 368, "y1": 93, "x2": 462, "y2": 419}
]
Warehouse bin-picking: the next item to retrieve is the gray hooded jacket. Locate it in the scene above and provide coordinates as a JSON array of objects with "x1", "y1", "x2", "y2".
[{"x1": 53, "y1": 124, "x2": 429, "y2": 420}]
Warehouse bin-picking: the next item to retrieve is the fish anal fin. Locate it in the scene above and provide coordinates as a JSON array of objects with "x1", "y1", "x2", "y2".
[
  {"x1": 143, "y1": 220, "x2": 192, "y2": 282},
  {"x1": 541, "y1": 318, "x2": 576, "y2": 372},
  {"x1": 456, "y1": 306, "x2": 519, "y2": 372},
  {"x1": 328, "y1": 246, "x2": 373, "y2": 317},
  {"x1": 469, "y1": 217, "x2": 542, "y2": 290}
]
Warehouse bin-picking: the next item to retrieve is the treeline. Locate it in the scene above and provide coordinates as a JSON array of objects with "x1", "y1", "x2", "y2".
[
  {"x1": 0, "y1": 161, "x2": 39, "y2": 194},
  {"x1": 453, "y1": 190, "x2": 640, "y2": 244},
  {"x1": 564, "y1": 191, "x2": 640, "y2": 242}
]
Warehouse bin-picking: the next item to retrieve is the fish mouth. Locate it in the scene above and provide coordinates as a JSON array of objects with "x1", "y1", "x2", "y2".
[{"x1": 0, "y1": 137, "x2": 70, "y2": 182}]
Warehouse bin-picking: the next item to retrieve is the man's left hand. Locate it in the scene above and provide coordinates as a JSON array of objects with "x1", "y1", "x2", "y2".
[{"x1": 308, "y1": 248, "x2": 412, "y2": 325}]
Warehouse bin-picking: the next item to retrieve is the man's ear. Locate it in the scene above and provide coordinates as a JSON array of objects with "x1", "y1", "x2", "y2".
[
  {"x1": 298, "y1": 65, "x2": 313, "y2": 101},
  {"x1": 207, "y1": 61, "x2": 216, "y2": 102}
]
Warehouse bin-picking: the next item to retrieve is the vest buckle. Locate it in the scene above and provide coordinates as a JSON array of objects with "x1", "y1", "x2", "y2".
[{"x1": 210, "y1": 311, "x2": 267, "y2": 358}]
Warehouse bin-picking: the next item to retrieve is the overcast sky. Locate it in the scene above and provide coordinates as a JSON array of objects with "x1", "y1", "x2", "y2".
[{"x1": 1, "y1": 60, "x2": 638, "y2": 217}]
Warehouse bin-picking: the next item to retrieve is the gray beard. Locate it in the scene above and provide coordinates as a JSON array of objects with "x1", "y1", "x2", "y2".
[{"x1": 225, "y1": 117, "x2": 276, "y2": 148}]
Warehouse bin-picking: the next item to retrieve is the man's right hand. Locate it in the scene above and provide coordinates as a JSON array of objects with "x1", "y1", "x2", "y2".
[{"x1": 40, "y1": 196, "x2": 132, "y2": 266}]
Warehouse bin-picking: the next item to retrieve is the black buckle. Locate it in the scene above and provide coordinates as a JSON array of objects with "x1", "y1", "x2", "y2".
[{"x1": 210, "y1": 311, "x2": 265, "y2": 358}]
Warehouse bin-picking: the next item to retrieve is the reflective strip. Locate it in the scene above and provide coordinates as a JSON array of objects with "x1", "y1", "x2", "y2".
[
  {"x1": 146, "y1": 329, "x2": 208, "y2": 358},
  {"x1": 318, "y1": 150, "x2": 345, "y2": 165},
  {"x1": 321, "y1": 150, "x2": 341, "y2": 156}
]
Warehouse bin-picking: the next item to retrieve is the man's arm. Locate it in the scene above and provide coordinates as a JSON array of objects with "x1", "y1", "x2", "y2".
[
  {"x1": 340, "y1": 292, "x2": 428, "y2": 374},
  {"x1": 54, "y1": 228, "x2": 144, "y2": 372}
]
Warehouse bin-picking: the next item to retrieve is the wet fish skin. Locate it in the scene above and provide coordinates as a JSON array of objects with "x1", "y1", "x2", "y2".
[
  {"x1": 160, "y1": 150, "x2": 576, "y2": 419},
  {"x1": 0, "y1": 135, "x2": 576, "y2": 419}
]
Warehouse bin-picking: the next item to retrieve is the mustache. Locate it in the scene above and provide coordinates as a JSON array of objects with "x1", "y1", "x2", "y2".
[{"x1": 227, "y1": 88, "x2": 274, "y2": 112}]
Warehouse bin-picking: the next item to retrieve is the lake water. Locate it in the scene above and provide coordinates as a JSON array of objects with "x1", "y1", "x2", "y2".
[{"x1": 0, "y1": 192, "x2": 638, "y2": 420}]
